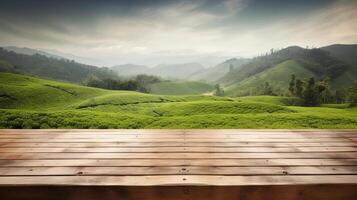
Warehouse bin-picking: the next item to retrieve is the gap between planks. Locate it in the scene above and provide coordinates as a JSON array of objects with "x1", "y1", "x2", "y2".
[
  {"x1": 0, "y1": 147, "x2": 356, "y2": 153},
  {"x1": 0, "y1": 166, "x2": 356, "y2": 176},
  {"x1": 1, "y1": 152, "x2": 357, "y2": 159},
  {"x1": 1, "y1": 159, "x2": 357, "y2": 167}
]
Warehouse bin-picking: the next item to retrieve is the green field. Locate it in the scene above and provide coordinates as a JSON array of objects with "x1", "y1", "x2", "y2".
[
  {"x1": 1, "y1": 72, "x2": 357, "y2": 129},
  {"x1": 148, "y1": 81, "x2": 213, "y2": 95}
]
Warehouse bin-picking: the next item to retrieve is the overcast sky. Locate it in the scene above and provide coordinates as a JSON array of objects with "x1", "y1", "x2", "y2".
[{"x1": 0, "y1": 0, "x2": 356, "y2": 67}]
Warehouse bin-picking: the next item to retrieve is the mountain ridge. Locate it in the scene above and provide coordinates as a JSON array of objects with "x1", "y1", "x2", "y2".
[
  {"x1": 220, "y1": 44, "x2": 357, "y2": 96},
  {"x1": 0, "y1": 47, "x2": 117, "y2": 83}
]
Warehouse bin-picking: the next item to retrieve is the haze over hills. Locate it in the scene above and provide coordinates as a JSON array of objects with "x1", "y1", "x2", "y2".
[
  {"x1": 4, "y1": 46, "x2": 64, "y2": 60},
  {"x1": 0, "y1": 47, "x2": 117, "y2": 83},
  {"x1": 1, "y1": 44, "x2": 356, "y2": 96},
  {"x1": 4, "y1": 46, "x2": 103, "y2": 66},
  {"x1": 39, "y1": 48, "x2": 105, "y2": 66},
  {"x1": 111, "y1": 59, "x2": 250, "y2": 82},
  {"x1": 188, "y1": 58, "x2": 250, "y2": 82},
  {"x1": 111, "y1": 63, "x2": 206, "y2": 80},
  {"x1": 111, "y1": 64, "x2": 151, "y2": 77},
  {"x1": 150, "y1": 63, "x2": 205, "y2": 80}
]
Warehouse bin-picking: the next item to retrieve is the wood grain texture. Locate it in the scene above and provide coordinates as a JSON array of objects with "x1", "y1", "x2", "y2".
[{"x1": 0, "y1": 129, "x2": 356, "y2": 200}]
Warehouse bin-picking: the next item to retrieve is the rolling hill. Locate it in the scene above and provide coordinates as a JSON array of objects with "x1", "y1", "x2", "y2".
[
  {"x1": 0, "y1": 48, "x2": 117, "y2": 83},
  {"x1": 148, "y1": 81, "x2": 213, "y2": 95},
  {"x1": 1, "y1": 72, "x2": 357, "y2": 128},
  {"x1": 225, "y1": 60, "x2": 315, "y2": 96},
  {"x1": 220, "y1": 45, "x2": 357, "y2": 96}
]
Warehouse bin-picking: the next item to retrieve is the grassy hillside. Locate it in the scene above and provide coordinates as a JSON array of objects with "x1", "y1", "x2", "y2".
[
  {"x1": 1, "y1": 72, "x2": 357, "y2": 129},
  {"x1": 225, "y1": 60, "x2": 314, "y2": 96},
  {"x1": 220, "y1": 45, "x2": 355, "y2": 96},
  {"x1": 235, "y1": 95, "x2": 303, "y2": 106},
  {"x1": 0, "y1": 73, "x2": 108, "y2": 110},
  {"x1": 0, "y1": 48, "x2": 117, "y2": 83},
  {"x1": 321, "y1": 44, "x2": 357, "y2": 88},
  {"x1": 148, "y1": 81, "x2": 213, "y2": 95}
]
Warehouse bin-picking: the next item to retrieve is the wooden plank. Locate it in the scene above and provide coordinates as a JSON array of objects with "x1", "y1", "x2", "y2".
[
  {"x1": 1, "y1": 185, "x2": 356, "y2": 200},
  {"x1": 0, "y1": 166, "x2": 356, "y2": 176},
  {"x1": 1, "y1": 159, "x2": 357, "y2": 167},
  {"x1": 0, "y1": 138, "x2": 353, "y2": 143},
  {"x1": 0, "y1": 129, "x2": 356, "y2": 194},
  {"x1": 1, "y1": 152, "x2": 357, "y2": 159},
  {"x1": 0, "y1": 175, "x2": 357, "y2": 186},
  {"x1": 1, "y1": 142, "x2": 356, "y2": 148},
  {"x1": 0, "y1": 147, "x2": 356, "y2": 153}
]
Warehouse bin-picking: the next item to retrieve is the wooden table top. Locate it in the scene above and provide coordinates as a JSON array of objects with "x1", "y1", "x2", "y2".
[{"x1": 0, "y1": 129, "x2": 356, "y2": 186}]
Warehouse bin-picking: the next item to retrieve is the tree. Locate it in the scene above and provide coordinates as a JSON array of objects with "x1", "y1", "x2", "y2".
[
  {"x1": 334, "y1": 90, "x2": 346, "y2": 104},
  {"x1": 270, "y1": 48, "x2": 274, "y2": 55},
  {"x1": 295, "y1": 79, "x2": 304, "y2": 98},
  {"x1": 348, "y1": 82, "x2": 357, "y2": 106},
  {"x1": 263, "y1": 82, "x2": 274, "y2": 95},
  {"x1": 303, "y1": 78, "x2": 319, "y2": 106},
  {"x1": 318, "y1": 78, "x2": 331, "y2": 104},
  {"x1": 288, "y1": 74, "x2": 296, "y2": 96},
  {"x1": 135, "y1": 74, "x2": 161, "y2": 93},
  {"x1": 214, "y1": 84, "x2": 224, "y2": 96},
  {"x1": 135, "y1": 74, "x2": 160, "y2": 85}
]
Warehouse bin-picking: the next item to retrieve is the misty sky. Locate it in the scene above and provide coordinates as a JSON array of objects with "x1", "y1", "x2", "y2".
[{"x1": 0, "y1": 0, "x2": 356, "y2": 67}]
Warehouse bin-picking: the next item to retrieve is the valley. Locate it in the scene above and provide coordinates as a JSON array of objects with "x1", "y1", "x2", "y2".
[
  {"x1": 1, "y1": 44, "x2": 357, "y2": 129},
  {"x1": 1, "y1": 72, "x2": 357, "y2": 129}
]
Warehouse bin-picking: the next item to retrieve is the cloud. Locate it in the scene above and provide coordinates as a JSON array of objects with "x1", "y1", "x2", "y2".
[
  {"x1": 244, "y1": 0, "x2": 357, "y2": 51},
  {"x1": 0, "y1": 0, "x2": 355, "y2": 66}
]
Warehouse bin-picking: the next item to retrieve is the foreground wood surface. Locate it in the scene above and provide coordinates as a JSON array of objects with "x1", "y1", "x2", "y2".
[{"x1": 0, "y1": 129, "x2": 356, "y2": 200}]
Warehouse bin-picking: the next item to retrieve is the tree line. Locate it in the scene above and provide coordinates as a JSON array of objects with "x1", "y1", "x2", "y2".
[
  {"x1": 86, "y1": 74, "x2": 161, "y2": 93},
  {"x1": 287, "y1": 74, "x2": 357, "y2": 106}
]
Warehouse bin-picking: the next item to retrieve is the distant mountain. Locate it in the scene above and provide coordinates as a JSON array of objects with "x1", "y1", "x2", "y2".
[
  {"x1": 220, "y1": 45, "x2": 357, "y2": 96},
  {"x1": 4, "y1": 46, "x2": 63, "y2": 59},
  {"x1": 111, "y1": 64, "x2": 151, "y2": 77},
  {"x1": 111, "y1": 63, "x2": 205, "y2": 80},
  {"x1": 40, "y1": 48, "x2": 104, "y2": 66},
  {"x1": 0, "y1": 48, "x2": 117, "y2": 83},
  {"x1": 188, "y1": 58, "x2": 250, "y2": 82},
  {"x1": 151, "y1": 63, "x2": 204, "y2": 79},
  {"x1": 4, "y1": 46, "x2": 103, "y2": 66}
]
